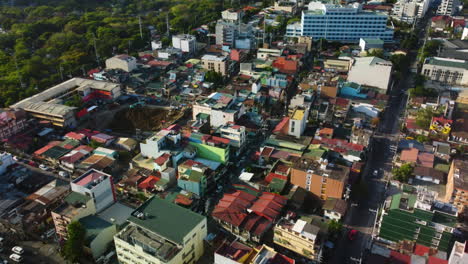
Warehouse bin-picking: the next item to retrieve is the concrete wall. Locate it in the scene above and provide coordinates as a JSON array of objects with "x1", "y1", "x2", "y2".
[
  {"x1": 189, "y1": 142, "x2": 229, "y2": 164},
  {"x1": 89, "y1": 224, "x2": 117, "y2": 259}
]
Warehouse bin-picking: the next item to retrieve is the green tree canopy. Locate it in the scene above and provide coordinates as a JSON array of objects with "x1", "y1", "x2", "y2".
[
  {"x1": 392, "y1": 163, "x2": 414, "y2": 183},
  {"x1": 62, "y1": 221, "x2": 86, "y2": 263}
]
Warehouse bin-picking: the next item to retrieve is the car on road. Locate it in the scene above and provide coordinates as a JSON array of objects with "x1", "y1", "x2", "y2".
[
  {"x1": 372, "y1": 170, "x2": 379, "y2": 177},
  {"x1": 11, "y1": 246, "x2": 24, "y2": 255},
  {"x1": 348, "y1": 229, "x2": 358, "y2": 241},
  {"x1": 9, "y1": 253, "x2": 22, "y2": 263},
  {"x1": 58, "y1": 171, "x2": 69, "y2": 178},
  {"x1": 39, "y1": 164, "x2": 49, "y2": 171}
]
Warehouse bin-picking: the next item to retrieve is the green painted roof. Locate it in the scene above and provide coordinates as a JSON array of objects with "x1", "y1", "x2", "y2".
[
  {"x1": 426, "y1": 57, "x2": 468, "y2": 70},
  {"x1": 129, "y1": 196, "x2": 205, "y2": 245},
  {"x1": 64, "y1": 192, "x2": 91, "y2": 205},
  {"x1": 265, "y1": 138, "x2": 307, "y2": 151},
  {"x1": 79, "y1": 215, "x2": 113, "y2": 244},
  {"x1": 268, "y1": 178, "x2": 287, "y2": 193},
  {"x1": 362, "y1": 38, "x2": 384, "y2": 45}
]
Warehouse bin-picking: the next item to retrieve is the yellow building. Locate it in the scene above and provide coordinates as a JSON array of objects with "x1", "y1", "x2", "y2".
[
  {"x1": 273, "y1": 218, "x2": 321, "y2": 260},
  {"x1": 114, "y1": 196, "x2": 207, "y2": 264}
]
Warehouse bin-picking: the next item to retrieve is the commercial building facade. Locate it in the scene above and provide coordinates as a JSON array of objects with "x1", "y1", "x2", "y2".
[
  {"x1": 287, "y1": 2, "x2": 394, "y2": 43},
  {"x1": 422, "y1": 57, "x2": 468, "y2": 85},
  {"x1": 11, "y1": 78, "x2": 121, "y2": 127},
  {"x1": 274, "y1": 218, "x2": 321, "y2": 260}
]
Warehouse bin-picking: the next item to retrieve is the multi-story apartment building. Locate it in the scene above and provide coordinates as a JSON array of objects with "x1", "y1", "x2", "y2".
[
  {"x1": 114, "y1": 196, "x2": 207, "y2": 264},
  {"x1": 215, "y1": 20, "x2": 253, "y2": 46},
  {"x1": 392, "y1": 0, "x2": 430, "y2": 23},
  {"x1": 172, "y1": 34, "x2": 197, "y2": 54},
  {"x1": 437, "y1": 0, "x2": 460, "y2": 16},
  {"x1": 71, "y1": 169, "x2": 116, "y2": 213},
  {"x1": 274, "y1": 218, "x2": 321, "y2": 260},
  {"x1": 291, "y1": 159, "x2": 350, "y2": 200},
  {"x1": 219, "y1": 123, "x2": 247, "y2": 156},
  {"x1": 0, "y1": 109, "x2": 28, "y2": 141},
  {"x1": 52, "y1": 192, "x2": 97, "y2": 238},
  {"x1": 201, "y1": 54, "x2": 229, "y2": 76},
  {"x1": 177, "y1": 159, "x2": 214, "y2": 197},
  {"x1": 422, "y1": 57, "x2": 468, "y2": 85},
  {"x1": 289, "y1": 107, "x2": 308, "y2": 138},
  {"x1": 378, "y1": 192, "x2": 457, "y2": 252},
  {"x1": 444, "y1": 159, "x2": 468, "y2": 213},
  {"x1": 192, "y1": 92, "x2": 245, "y2": 128},
  {"x1": 286, "y1": 2, "x2": 394, "y2": 42}
]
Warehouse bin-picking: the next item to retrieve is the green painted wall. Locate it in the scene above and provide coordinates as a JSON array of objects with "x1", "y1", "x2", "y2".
[{"x1": 189, "y1": 142, "x2": 229, "y2": 164}]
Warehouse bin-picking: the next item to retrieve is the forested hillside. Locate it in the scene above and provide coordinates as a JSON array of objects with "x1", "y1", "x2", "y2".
[{"x1": 0, "y1": 0, "x2": 264, "y2": 107}]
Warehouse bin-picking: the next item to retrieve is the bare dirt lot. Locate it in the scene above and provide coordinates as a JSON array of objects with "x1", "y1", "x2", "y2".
[{"x1": 108, "y1": 107, "x2": 184, "y2": 133}]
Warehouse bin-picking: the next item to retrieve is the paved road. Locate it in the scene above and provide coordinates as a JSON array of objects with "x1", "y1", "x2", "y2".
[{"x1": 330, "y1": 12, "x2": 432, "y2": 264}]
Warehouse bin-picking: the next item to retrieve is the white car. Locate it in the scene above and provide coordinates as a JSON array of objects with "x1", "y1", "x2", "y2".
[
  {"x1": 39, "y1": 164, "x2": 49, "y2": 171},
  {"x1": 58, "y1": 171, "x2": 69, "y2": 178},
  {"x1": 11, "y1": 246, "x2": 24, "y2": 255},
  {"x1": 9, "y1": 253, "x2": 22, "y2": 262},
  {"x1": 372, "y1": 170, "x2": 378, "y2": 177}
]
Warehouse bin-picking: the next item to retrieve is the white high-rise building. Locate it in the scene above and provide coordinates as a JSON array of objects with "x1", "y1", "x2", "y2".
[
  {"x1": 286, "y1": 2, "x2": 394, "y2": 43},
  {"x1": 392, "y1": 0, "x2": 430, "y2": 23},
  {"x1": 437, "y1": 0, "x2": 461, "y2": 16},
  {"x1": 172, "y1": 34, "x2": 197, "y2": 53}
]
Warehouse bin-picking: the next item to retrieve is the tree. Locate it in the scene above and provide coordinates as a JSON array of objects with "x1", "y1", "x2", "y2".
[
  {"x1": 392, "y1": 163, "x2": 414, "y2": 183},
  {"x1": 327, "y1": 219, "x2": 343, "y2": 237},
  {"x1": 415, "y1": 107, "x2": 441, "y2": 129},
  {"x1": 88, "y1": 140, "x2": 103, "y2": 149},
  {"x1": 62, "y1": 221, "x2": 86, "y2": 263},
  {"x1": 205, "y1": 70, "x2": 223, "y2": 85},
  {"x1": 367, "y1": 49, "x2": 384, "y2": 59}
]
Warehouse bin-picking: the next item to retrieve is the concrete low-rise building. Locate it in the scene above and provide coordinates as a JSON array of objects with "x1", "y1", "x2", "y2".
[
  {"x1": 359, "y1": 38, "x2": 384, "y2": 51},
  {"x1": 201, "y1": 54, "x2": 229, "y2": 76},
  {"x1": 422, "y1": 57, "x2": 468, "y2": 85},
  {"x1": 105, "y1": 54, "x2": 137, "y2": 72},
  {"x1": 11, "y1": 78, "x2": 121, "y2": 127},
  {"x1": 347, "y1": 56, "x2": 393, "y2": 91},
  {"x1": 114, "y1": 196, "x2": 207, "y2": 264}
]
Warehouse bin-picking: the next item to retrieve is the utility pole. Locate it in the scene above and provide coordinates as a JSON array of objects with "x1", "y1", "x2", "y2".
[
  {"x1": 166, "y1": 14, "x2": 170, "y2": 36},
  {"x1": 93, "y1": 33, "x2": 99, "y2": 66},
  {"x1": 13, "y1": 55, "x2": 25, "y2": 88},
  {"x1": 139, "y1": 16, "x2": 143, "y2": 40}
]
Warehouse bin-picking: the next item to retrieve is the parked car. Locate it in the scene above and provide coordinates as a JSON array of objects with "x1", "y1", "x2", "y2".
[
  {"x1": 9, "y1": 253, "x2": 22, "y2": 263},
  {"x1": 39, "y1": 164, "x2": 49, "y2": 171},
  {"x1": 11, "y1": 246, "x2": 24, "y2": 255},
  {"x1": 58, "y1": 171, "x2": 69, "y2": 178},
  {"x1": 372, "y1": 170, "x2": 378, "y2": 177},
  {"x1": 348, "y1": 229, "x2": 358, "y2": 241}
]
